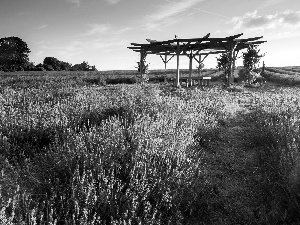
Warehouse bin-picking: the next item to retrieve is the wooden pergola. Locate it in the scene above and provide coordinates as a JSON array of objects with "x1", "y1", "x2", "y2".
[{"x1": 127, "y1": 33, "x2": 266, "y2": 87}]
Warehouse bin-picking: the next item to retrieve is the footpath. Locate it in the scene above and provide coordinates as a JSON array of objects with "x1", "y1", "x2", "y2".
[{"x1": 204, "y1": 108, "x2": 266, "y2": 224}]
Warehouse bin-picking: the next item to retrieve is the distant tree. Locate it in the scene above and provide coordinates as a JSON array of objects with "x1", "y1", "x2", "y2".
[
  {"x1": 0, "y1": 36, "x2": 31, "y2": 72},
  {"x1": 43, "y1": 64, "x2": 55, "y2": 71},
  {"x1": 23, "y1": 62, "x2": 36, "y2": 71},
  {"x1": 35, "y1": 63, "x2": 45, "y2": 71},
  {"x1": 60, "y1": 61, "x2": 72, "y2": 71},
  {"x1": 91, "y1": 65, "x2": 98, "y2": 71},
  {"x1": 43, "y1": 57, "x2": 61, "y2": 71},
  {"x1": 70, "y1": 61, "x2": 97, "y2": 71},
  {"x1": 70, "y1": 63, "x2": 81, "y2": 71}
]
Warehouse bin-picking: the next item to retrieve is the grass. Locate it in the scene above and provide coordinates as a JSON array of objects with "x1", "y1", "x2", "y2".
[{"x1": 1, "y1": 69, "x2": 300, "y2": 224}]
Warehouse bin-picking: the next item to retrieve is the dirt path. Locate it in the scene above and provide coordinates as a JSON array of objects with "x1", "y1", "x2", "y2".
[{"x1": 205, "y1": 108, "x2": 264, "y2": 224}]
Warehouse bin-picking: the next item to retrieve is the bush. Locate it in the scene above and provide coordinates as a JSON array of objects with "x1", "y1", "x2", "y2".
[
  {"x1": 248, "y1": 98, "x2": 300, "y2": 223},
  {"x1": 0, "y1": 83, "x2": 228, "y2": 223}
]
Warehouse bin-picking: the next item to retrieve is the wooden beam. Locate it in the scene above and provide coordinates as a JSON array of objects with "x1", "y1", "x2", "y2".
[
  {"x1": 146, "y1": 39, "x2": 158, "y2": 43},
  {"x1": 225, "y1": 33, "x2": 243, "y2": 40},
  {"x1": 234, "y1": 36, "x2": 263, "y2": 42}
]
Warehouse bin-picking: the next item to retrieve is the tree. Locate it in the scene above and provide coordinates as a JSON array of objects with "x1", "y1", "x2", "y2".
[
  {"x1": 60, "y1": 61, "x2": 72, "y2": 71},
  {"x1": 43, "y1": 57, "x2": 61, "y2": 71},
  {"x1": 42, "y1": 57, "x2": 73, "y2": 71},
  {"x1": 70, "y1": 61, "x2": 97, "y2": 71},
  {"x1": 35, "y1": 63, "x2": 45, "y2": 71},
  {"x1": 0, "y1": 36, "x2": 31, "y2": 72},
  {"x1": 216, "y1": 52, "x2": 234, "y2": 86},
  {"x1": 23, "y1": 62, "x2": 36, "y2": 71},
  {"x1": 243, "y1": 45, "x2": 264, "y2": 84}
]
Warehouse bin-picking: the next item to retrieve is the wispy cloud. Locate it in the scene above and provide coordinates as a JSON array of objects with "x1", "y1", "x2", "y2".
[
  {"x1": 17, "y1": 12, "x2": 29, "y2": 16},
  {"x1": 144, "y1": 0, "x2": 205, "y2": 30},
  {"x1": 194, "y1": 8, "x2": 230, "y2": 19},
  {"x1": 229, "y1": 10, "x2": 300, "y2": 32},
  {"x1": 104, "y1": 0, "x2": 121, "y2": 5},
  {"x1": 35, "y1": 24, "x2": 48, "y2": 30},
  {"x1": 83, "y1": 23, "x2": 111, "y2": 36},
  {"x1": 82, "y1": 23, "x2": 134, "y2": 36},
  {"x1": 66, "y1": 0, "x2": 80, "y2": 7},
  {"x1": 35, "y1": 51, "x2": 44, "y2": 57},
  {"x1": 257, "y1": 0, "x2": 291, "y2": 10}
]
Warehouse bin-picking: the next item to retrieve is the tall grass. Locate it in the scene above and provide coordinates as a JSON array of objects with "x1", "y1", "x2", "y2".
[
  {"x1": 2, "y1": 73, "x2": 300, "y2": 223},
  {"x1": 0, "y1": 78, "x2": 234, "y2": 224},
  {"x1": 248, "y1": 87, "x2": 300, "y2": 223}
]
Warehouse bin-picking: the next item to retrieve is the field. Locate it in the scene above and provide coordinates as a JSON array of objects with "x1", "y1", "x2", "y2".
[
  {"x1": 263, "y1": 66, "x2": 300, "y2": 86},
  {"x1": 1, "y1": 68, "x2": 300, "y2": 224}
]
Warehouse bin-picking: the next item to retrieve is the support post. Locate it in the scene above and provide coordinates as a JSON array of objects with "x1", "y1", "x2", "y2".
[
  {"x1": 198, "y1": 55, "x2": 202, "y2": 78},
  {"x1": 228, "y1": 49, "x2": 233, "y2": 87},
  {"x1": 140, "y1": 49, "x2": 144, "y2": 82},
  {"x1": 176, "y1": 41, "x2": 180, "y2": 87},
  {"x1": 232, "y1": 52, "x2": 236, "y2": 83},
  {"x1": 227, "y1": 42, "x2": 237, "y2": 87},
  {"x1": 164, "y1": 53, "x2": 167, "y2": 82},
  {"x1": 189, "y1": 53, "x2": 193, "y2": 86}
]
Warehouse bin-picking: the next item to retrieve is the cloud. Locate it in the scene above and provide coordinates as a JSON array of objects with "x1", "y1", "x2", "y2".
[
  {"x1": 82, "y1": 23, "x2": 134, "y2": 36},
  {"x1": 66, "y1": 0, "x2": 80, "y2": 7},
  {"x1": 83, "y1": 23, "x2": 111, "y2": 36},
  {"x1": 257, "y1": 0, "x2": 291, "y2": 10},
  {"x1": 144, "y1": 0, "x2": 204, "y2": 30},
  {"x1": 194, "y1": 8, "x2": 230, "y2": 19},
  {"x1": 17, "y1": 12, "x2": 29, "y2": 16},
  {"x1": 35, "y1": 51, "x2": 44, "y2": 57},
  {"x1": 104, "y1": 0, "x2": 121, "y2": 5},
  {"x1": 229, "y1": 10, "x2": 300, "y2": 32},
  {"x1": 35, "y1": 24, "x2": 48, "y2": 30}
]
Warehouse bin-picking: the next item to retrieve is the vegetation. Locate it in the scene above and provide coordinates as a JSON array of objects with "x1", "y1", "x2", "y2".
[
  {"x1": 243, "y1": 45, "x2": 263, "y2": 73},
  {"x1": 216, "y1": 52, "x2": 233, "y2": 86},
  {"x1": 136, "y1": 53, "x2": 150, "y2": 83},
  {"x1": 0, "y1": 37, "x2": 31, "y2": 72},
  {"x1": 263, "y1": 67, "x2": 300, "y2": 86},
  {"x1": 0, "y1": 36, "x2": 97, "y2": 72},
  {"x1": 1, "y1": 69, "x2": 300, "y2": 224},
  {"x1": 243, "y1": 45, "x2": 265, "y2": 85}
]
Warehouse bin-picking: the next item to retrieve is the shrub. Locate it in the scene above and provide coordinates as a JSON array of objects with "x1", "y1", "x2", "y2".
[
  {"x1": 248, "y1": 92, "x2": 300, "y2": 223},
  {"x1": 0, "y1": 83, "x2": 229, "y2": 223}
]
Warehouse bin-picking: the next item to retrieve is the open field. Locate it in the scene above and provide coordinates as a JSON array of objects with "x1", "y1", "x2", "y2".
[
  {"x1": 1, "y1": 69, "x2": 300, "y2": 224},
  {"x1": 0, "y1": 68, "x2": 221, "y2": 86},
  {"x1": 263, "y1": 66, "x2": 300, "y2": 86}
]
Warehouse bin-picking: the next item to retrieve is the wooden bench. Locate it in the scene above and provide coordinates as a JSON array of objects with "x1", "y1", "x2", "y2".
[{"x1": 173, "y1": 77, "x2": 211, "y2": 87}]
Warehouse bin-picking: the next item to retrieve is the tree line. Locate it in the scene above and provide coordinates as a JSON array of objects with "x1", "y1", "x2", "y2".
[{"x1": 0, "y1": 36, "x2": 97, "y2": 72}]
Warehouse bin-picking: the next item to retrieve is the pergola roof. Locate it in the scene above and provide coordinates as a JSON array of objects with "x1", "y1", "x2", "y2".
[
  {"x1": 128, "y1": 33, "x2": 267, "y2": 88},
  {"x1": 127, "y1": 33, "x2": 266, "y2": 55}
]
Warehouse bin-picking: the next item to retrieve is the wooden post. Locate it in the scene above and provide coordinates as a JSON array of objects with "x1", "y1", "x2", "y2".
[
  {"x1": 232, "y1": 52, "x2": 236, "y2": 84},
  {"x1": 198, "y1": 55, "x2": 202, "y2": 78},
  {"x1": 227, "y1": 42, "x2": 237, "y2": 87},
  {"x1": 228, "y1": 49, "x2": 233, "y2": 87},
  {"x1": 140, "y1": 50, "x2": 144, "y2": 82},
  {"x1": 176, "y1": 41, "x2": 180, "y2": 87},
  {"x1": 189, "y1": 53, "x2": 193, "y2": 86},
  {"x1": 164, "y1": 53, "x2": 167, "y2": 81}
]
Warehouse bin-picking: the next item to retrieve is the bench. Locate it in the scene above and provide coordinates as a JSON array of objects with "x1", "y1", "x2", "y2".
[{"x1": 173, "y1": 77, "x2": 211, "y2": 87}]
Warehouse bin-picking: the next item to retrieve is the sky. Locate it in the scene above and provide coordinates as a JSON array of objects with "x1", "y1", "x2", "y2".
[{"x1": 1, "y1": 0, "x2": 299, "y2": 70}]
